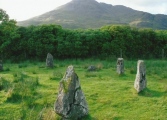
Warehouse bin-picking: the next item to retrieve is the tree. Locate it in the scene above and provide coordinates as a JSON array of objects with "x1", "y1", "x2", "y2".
[
  {"x1": 0, "y1": 9, "x2": 19, "y2": 60},
  {"x1": 0, "y1": 9, "x2": 9, "y2": 23},
  {"x1": 27, "y1": 24, "x2": 61, "y2": 59}
]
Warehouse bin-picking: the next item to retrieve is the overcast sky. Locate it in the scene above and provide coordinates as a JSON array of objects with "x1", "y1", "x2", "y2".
[{"x1": 0, "y1": 0, "x2": 167, "y2": 21}]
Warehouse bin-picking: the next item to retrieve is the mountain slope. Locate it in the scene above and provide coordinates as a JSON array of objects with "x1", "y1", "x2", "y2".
[{"x1": 17, "y1": 0, "x2": 167, "y2": 29}]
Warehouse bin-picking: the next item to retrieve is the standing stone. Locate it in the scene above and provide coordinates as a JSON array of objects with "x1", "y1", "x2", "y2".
[
  {"x1": 87, "y1": 65, "x2": 96, "y2": 71},
  {"x1": 134, "y1": 60, "x2": 147, "y2": 93},
  {"x1": 117, "y1": 58, "x2": 124, "y2": 74},
  {"x1": 46, "y1": 53, "x2": 53, "y2": 68},
  {"x1": 0, "y1": 60, "x2": 3, "y2": 71},
  {"x1": 54, "y1": 65, "x2": 88, "y2": 120}
]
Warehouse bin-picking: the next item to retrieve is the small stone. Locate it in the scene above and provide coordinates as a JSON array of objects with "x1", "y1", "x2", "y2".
[
  {"x1": 87, "y1": 65, "x2": 96, "y2": 71},
  {"x1": 134, "y1": 60, "x2": 147, "y2": 93},
  {"x1": 46, "y1": 53, "x2": 53, "y2": 68},
  {"x1": 54, "y1": 65, "x2": 88, "y2": 120},
  {"x1": 117, "y1": 58, "x2": 124, "y2": 74}
]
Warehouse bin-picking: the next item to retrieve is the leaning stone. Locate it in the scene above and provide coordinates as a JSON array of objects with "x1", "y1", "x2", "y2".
[
  {"x1": 54, "y1": 65, "x2": 89, "y2": 120},
  {"x1": 117, "y1": 58, "x2": 124, "y2": 74},
  {"x1": 46, "y1": 53, "x2": 53, "y2": 68},
  {"x1": 87, "y1": 65, "x2": 96, "y2": 71},
  {"x1": 134, "y1": 60, "x2": 147, "y2": 93},
  {"x1": 0, "y1": 60, "x2": 3, "y2": 71}
]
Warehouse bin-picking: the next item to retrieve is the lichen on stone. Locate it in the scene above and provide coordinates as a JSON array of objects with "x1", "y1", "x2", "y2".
[{"x1": 62, "y1": 77, "x2": 72, "y2": 93}]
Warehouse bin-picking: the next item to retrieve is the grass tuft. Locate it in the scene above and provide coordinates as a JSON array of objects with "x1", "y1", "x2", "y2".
[
  {"x1": 50, "y1": 71, "x2": 63, "y2": 80},
  {"x1": 0, "y1": 77, "x2": 10, "y2": 91},
  {"x1": 6, "y1": 73, "x2": 39, "y2": 103}
]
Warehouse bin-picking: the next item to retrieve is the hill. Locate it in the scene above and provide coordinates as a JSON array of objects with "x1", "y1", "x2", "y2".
[{"x1": 17, "y1": 0, "x2": 167, "y2": 29}]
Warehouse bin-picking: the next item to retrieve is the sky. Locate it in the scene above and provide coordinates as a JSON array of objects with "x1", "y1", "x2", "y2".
[{"x1": 0, "y1": 0, "x2": 167, "y2": 21}]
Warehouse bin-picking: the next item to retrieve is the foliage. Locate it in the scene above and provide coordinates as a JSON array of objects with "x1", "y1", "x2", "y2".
[
  {"x1": 1, "y1": 24, "x2": 167, "y2": 61},
  {"x1": 0, "y1": 8, "x2": 167, "y2": 61},
  {"x1": 0, "y1": 9, "x2": 9, "y2": 22},
  {"x1": 0, "y1": 12, "x2": 18, "y2": 60}
]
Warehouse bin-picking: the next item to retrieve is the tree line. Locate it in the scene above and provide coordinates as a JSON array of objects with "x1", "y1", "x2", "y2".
[{"x1": 0, "y1": 9, "x2": 167, "y2": 61}]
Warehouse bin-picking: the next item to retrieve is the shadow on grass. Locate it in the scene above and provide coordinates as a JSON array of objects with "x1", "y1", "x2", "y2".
[
  {"x1": 82, "y1": 114, "x2": 97, "y2": 120},
  {"x1": 138, "y1": 88, "x2": 164, "y2": 97},
  {"x1": 82, "y1": 114, "x2": 121, "y2": 120}
]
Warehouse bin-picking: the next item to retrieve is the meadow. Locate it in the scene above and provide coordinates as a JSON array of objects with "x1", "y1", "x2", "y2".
[{"x1": 0, "y1": 59, "x2": 167, "y2": 120}]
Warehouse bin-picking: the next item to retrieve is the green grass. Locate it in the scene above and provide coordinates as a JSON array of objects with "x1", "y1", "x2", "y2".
[{"x1": 0, "y1": 59, "x2": 167, "y2": 120}]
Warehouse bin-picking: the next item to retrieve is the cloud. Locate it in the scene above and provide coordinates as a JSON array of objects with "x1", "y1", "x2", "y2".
[
  {"x1": 0, "y1": 0, "x2": 167, "y2": 21},
  {"x1": 97, "y1": 0, "x2": 167, "y2": 15},
  {"x1": 128, "y1": 0, "x2": 167, "y2": 6},
  {"x1": 0, "y1": 0, "x2": 72, "y2": 21},
  {"x1": 130, "y1": 1, "x2": 167, "y2": 14}
]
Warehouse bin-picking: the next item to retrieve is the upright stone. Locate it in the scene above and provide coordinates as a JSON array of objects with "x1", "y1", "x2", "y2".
[
  {"x1": 0, "y1": 60, "x2": 3, "y2": 71},
  {"x1": 134, "y1": 60, "x2": 147, "y2": 93},
  {"x1": 117, "y1": 58, "x2": 124, "y2": 74},
  {"x1": 46, "y1": 53, "x2": 53, "y2": 68},
  {"x1": 54, "y1": 65, "x2": 88, "y2": 120}
]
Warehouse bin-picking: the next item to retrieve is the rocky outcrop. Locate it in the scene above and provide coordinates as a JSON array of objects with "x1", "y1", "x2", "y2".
[
  {"x1": 54, "y1": 65, "x2": 88, "y2": 120},
  {"x1": 46, "y1": 53, "x2": 53, "y2": 68},
  {"x1": 134, "y1": 60, "x2": 147, "y2": 93},
  {"x1": 117, "y1": 58, "x2": 124, "y2": 74}
]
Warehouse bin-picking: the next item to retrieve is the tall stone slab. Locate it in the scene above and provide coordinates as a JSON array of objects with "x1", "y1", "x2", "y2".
[
  {"x1": 55, "y1": 65, "x2": 88, "y2": 120},
  {"x1": 117, "y1": 58, "x2": 124, "y2": 74},
  {"x1": 134, "y1": 60, "x2": 147, "y2": 93},
  {"x1": 46, "y1": 53, "x2": 53, "y2": 68},
  {"x1": 0, "y1": 60, "x2": 3, "y2": 71}
]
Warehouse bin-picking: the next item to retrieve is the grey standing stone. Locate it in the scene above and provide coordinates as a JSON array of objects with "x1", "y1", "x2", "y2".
[
  {"x1": 87, "y1": 65, "x2": 96, "y2": 71},
  {"x1": 55, "y1": 65, "x2": 88, "y2": 120},
  {"x1": 134, "y1": 60, "x2": 147, "y2": 93},
  {"x1": 0, "y1": 60, "x2": 3, "y2": 71},
  {"x1": 46, "y1": 53, "x2": 53, "y2": 68},
  {"x1": 117, "y1": 58, "x2": 124, "y2": 74}
]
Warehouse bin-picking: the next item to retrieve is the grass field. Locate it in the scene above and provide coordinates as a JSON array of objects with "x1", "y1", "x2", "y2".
[{"x1": 0, "y1": 59, "x2": 167, "y2": 120}]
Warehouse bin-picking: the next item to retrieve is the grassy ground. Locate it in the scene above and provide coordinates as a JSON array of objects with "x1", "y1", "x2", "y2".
[{"x1": 0, "y1": 59, "x2": 167, "y2": 120}]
